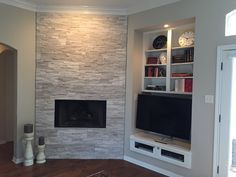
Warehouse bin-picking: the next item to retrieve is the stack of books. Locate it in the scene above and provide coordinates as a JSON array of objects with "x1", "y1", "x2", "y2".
[
  {"x1": 172, "y1": 55, "x2": 185, "y2": 63},
  {"x1": 146, "y1": 57, "x2": 158, "y2": 64},
  {"x1": 172, "y1": 48, "x2": 194, "y2": 63},
  {"x1": 145, "y1": 67, "x2": 166, "y2": 77},
  {"x1": 185, "y1": 48, "x2": 194, "y2": 62},
  {"x1": 145, "y1": 67, "x2": 158, "y2": 77}
]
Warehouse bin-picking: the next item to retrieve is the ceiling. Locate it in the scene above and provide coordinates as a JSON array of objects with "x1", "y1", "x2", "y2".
[{"x1": 0, "y1": 0, "x2": 180, "y2": 14}]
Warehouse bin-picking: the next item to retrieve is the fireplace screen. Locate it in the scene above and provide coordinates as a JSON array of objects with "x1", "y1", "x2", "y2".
[{"x1": 55, "y1": 100, "x2": 106, "y2": 128}]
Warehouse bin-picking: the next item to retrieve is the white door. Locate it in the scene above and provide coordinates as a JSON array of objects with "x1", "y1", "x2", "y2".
[{"x1": 217, "y1": 49, "x2": 236, "y2": 177}]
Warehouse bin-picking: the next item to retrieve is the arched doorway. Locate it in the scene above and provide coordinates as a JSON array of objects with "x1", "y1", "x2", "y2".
[{"x1": 0, "y1": 43, "x2": 17, "y2": 160}]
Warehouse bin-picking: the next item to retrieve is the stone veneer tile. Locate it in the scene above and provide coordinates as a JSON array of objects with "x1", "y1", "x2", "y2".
[{"x1": 36, "y1": 12, "x2": 127, "y2": 159}]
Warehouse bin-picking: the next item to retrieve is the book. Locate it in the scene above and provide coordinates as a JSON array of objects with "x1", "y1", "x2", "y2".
[
  {"x1": 189, "y1": 48, "x2": 194, "y2": 62},
  {"x1": 148, "y1": 67, "x2": 153, "y2": 77},
  {"x1": 184, "y1": 79, "x2": 193, "y2": 92},
  {"x1": 154, "y1": 67, "x2": 159, "y2": 77},
  {"x1": 145, "y1": 66, "x2": 162, "y2": 77}
]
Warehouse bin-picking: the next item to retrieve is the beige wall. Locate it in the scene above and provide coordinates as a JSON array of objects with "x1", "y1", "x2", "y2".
[
  {"x1": 0, "y1": 55, "x2": 6, "y2": 142},
  {"x1": 125, "y1": 0, "x2": 236, "y2": 176},
  {"x1": 0, "y1": 3, "x2": 35, "y2": 159},
  {"x1": 0, "y1": 0, "x2": 235, "y2": 174}
]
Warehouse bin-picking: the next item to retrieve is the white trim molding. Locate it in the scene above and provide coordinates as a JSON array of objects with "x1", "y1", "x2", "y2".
[
  {"x1": 213, "y1": 44, "x2": 236, "y2": 177},
  {"x1": 0, "y1": 0, "x2": 180, "y2": 15},
  {"x1": 0, "y1": 0, "x2": 127, "y2": 15},
  {"x1": 0, "y1": 140, "x2": 6, "y2": 144},
  {"x1": 124, "y1": 155, "x2": 182, "y2": 177},
  {"x1": 0, "y1": 0, "x2": 36, "y2": 11},
  {"x1": 12, "y1": 156, "x2": 24, "y2": 164},
  {"x1": 36, "y1": 5, "x2": 128, "y2": 15}
]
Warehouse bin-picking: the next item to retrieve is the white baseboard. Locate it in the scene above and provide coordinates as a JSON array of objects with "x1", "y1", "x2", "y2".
[
  {"x1": 124, "y1": 155, "x2": 182, "y2": 177},
  {"x1": 12, "y1": 156, "x2": 24, "y2": 164},
  {"x1": 0, "y1": 140, "x2": 6, "y2": 144}
]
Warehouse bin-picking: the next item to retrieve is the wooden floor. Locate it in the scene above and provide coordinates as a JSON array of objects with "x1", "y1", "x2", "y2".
[{"x1": 0, "y1": 142, "x2": 167, "y2": 177}]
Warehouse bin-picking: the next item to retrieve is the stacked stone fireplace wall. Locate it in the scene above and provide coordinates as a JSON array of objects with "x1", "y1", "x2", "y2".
[{"x1": 36, "y1": 12, "x2": 127, "y2": 159}]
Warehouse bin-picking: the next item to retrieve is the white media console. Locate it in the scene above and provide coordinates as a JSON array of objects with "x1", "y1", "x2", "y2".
[{"x1": 130, "y1": 132, "x2": 192, "y2": 169}]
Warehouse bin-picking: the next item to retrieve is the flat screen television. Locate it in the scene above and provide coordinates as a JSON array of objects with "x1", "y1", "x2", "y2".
[{"x1": 136, "y1": 93, "x2": 192, "y2": 141}]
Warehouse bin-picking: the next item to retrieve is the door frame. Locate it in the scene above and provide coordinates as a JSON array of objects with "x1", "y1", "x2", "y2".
[
  {"x1": 213, "y1": 44, "x2": 236, "y2": 177},
  {"x1": 0, "y1": 43, "x2": 17, "y2": 162}
]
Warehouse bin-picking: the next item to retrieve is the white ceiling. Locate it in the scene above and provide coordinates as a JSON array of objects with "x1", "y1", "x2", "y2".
[{"x1": 0, "y1": 0, "x2": 180, "y2": 15}]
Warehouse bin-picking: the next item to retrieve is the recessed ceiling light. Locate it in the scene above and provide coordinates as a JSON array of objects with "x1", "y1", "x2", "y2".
[{"x1": 164, "y1": 24, "x2": 169, "y2": 28}]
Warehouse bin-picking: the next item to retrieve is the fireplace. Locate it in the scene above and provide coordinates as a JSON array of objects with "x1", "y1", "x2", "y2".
[{"x1": 54, "y1": 100, "x2": 106, "y2": 128}]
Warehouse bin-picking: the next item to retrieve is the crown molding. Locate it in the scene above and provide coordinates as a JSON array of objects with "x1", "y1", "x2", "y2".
[
  {"x1": 36, "y1": 5, "x2": 128, "y2": 15},
  {"x1": 0, "y1": 0, "x2": 181, "y2": 15},
  {"x1": 0, "y1": 0, "x2": 36, "y2": 11}
]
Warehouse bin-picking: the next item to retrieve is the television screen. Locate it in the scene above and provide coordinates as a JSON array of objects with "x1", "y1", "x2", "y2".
[{"x1": 136, "y1": 94, "x2": 192, "y2": 141}]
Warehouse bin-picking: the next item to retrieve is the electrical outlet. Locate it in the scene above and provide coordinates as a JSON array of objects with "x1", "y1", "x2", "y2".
[{"x1": 205, "y1": 95, "x2": 214, "y2": 104}]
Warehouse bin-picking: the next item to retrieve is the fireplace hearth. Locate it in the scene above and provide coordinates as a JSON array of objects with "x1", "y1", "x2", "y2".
[{"x1": 55, "y1": 100, "x2": 106, "y2": 128}]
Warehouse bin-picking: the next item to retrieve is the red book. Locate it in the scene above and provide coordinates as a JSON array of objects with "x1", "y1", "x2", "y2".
[
  {"x1": 147, "y1": 57, "x2": 158, "y2": 64},
  {"x1": 148, "y1": 67, "x2": 153, "y2": 77},
  {"x1": 154, "y1": 67, "x2": 158, "y2": 77},
  {"x1": 184, "y1": 79, "x2": 192, "y2": 92}
]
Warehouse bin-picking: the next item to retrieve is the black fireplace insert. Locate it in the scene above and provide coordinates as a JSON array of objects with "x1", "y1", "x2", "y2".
[{"x1": 55, "y1": 100, "x2": 106, "y2": 128}]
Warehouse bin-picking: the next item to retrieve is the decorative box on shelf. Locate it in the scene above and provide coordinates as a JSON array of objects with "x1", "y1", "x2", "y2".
[{"x1": 146, "y1": 85, "x2": 166, "y2": 91}]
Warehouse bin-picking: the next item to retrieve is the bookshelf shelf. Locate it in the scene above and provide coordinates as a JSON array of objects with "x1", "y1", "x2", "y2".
[
  {"x1": 142, "y1": 90, "x2": 167, "y2": 93},
  {"x1": 170, "y1": 91, "x2": 192, "y2": 95},
  {"x1": 172, "y1": 45, "x2": 194, "y2": 50},
  {"x1": 145, "y1": 48, "x2": 167, "y2": 53},
  {"x1": 171, "y1": 62, "x2": 193, "y2": 66},
  {"x1": 142, "y1": 89, "x2": 192, "y2": 95},
  {"x1": 145, "y1": 64, "x2": 167, "y2": 66},
  {"x1": 144, "y1": 77, "x2": 166, "y2": 79},
  {"x1": 169, "y1": 91, "x2": 192, "y2": 95},
  {"x1": 171, "y1": 77, "x2": 193, "y2": 79}
]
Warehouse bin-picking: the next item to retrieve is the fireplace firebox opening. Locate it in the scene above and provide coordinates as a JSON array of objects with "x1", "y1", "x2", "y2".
[{"x1": 54, "y1": 100, "x2": 106, "y2": 128}]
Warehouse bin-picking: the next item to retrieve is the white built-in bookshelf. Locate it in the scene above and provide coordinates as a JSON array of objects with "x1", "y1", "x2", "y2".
[
  {"x1": 130, "y1": 23, "x2": 195, "y2": 169},
  {"x1": 142, "y1": 24, "x2": 195, "y2": 95}
]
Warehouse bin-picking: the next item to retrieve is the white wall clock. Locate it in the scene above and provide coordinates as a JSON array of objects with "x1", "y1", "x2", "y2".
[{"x1": 178, "y1": 31, "x2": 195, "y2": 47}]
